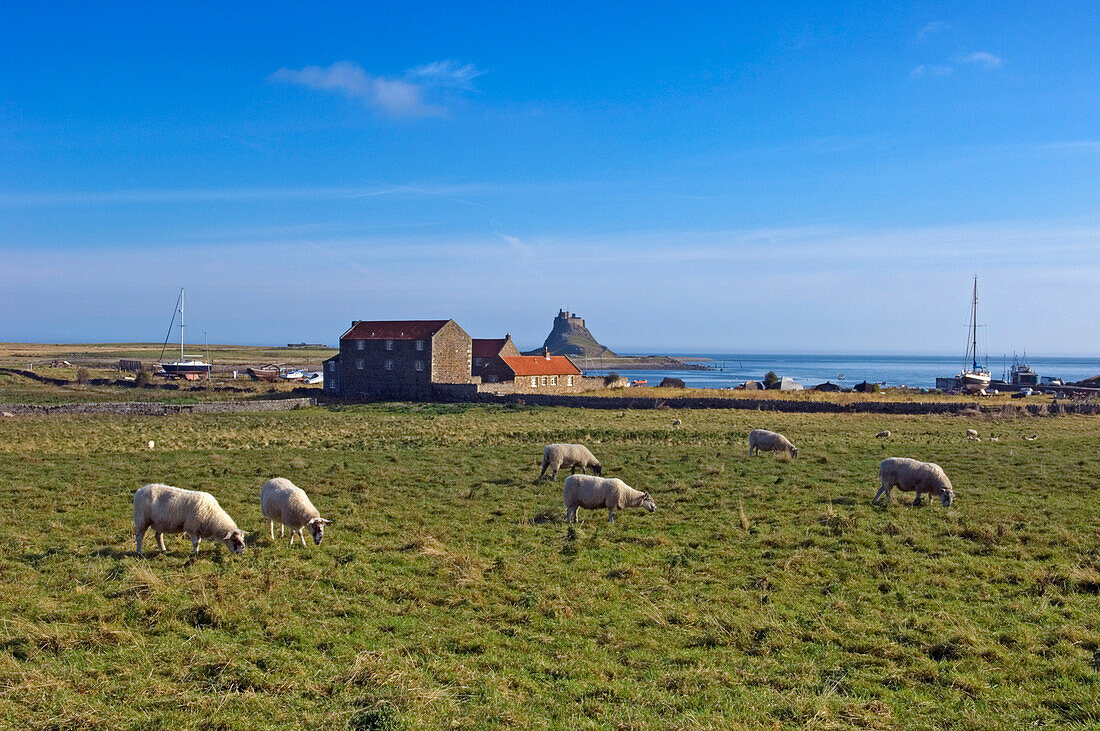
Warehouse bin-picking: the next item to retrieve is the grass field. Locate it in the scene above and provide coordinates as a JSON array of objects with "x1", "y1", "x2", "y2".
[{"x1": 1, "y1": 404, "x2": 1099, "y2": 729}]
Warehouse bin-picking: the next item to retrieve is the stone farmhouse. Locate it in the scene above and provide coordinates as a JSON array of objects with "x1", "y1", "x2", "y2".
[{"x1": 324, "y1": 319, "x2": 603, "y2": 400}]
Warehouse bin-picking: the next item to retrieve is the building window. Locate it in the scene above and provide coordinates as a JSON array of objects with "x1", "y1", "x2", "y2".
[
  {"x1": 415, "y1": 340, "x2": 425, "y2": 351},
  {"x1": 550, "y1": 376, "x2": 558, "y2": 386},
  {"x1": 385, "y1": 360, "x2": 394, "y2": 371},
  {"x1": 385, "y1": 340, "x2": 394, "y2": 351},
  {"x1": 531, "y1": 376, "x2": 538, "y2": 387},
  {"x1": 415, "y1": 360, "x2": 424, "y2": 372},
  {"x1": 328, "y1": 361, "x2": 335, "y2": 371},
  {"x1": 355, "y1": 359, "x2": 364, "y2": 370},
  {"x1": 542, "y1": 376, "x2": 548, "y2": 386},
  {"x1": 567, "y1": 375, "x2": 574, "y2": 386},
  {"x1": 356, "y1": 340, "x2": 365, "y2": 350}
]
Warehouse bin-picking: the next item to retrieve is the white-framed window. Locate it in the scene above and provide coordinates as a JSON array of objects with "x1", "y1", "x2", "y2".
[
  {"x1": 385, "y1": 339, "x2": 394, "y2": 351},
  {"x1": 567, "y1": 375, "x2": 574, "y2": 386},
  {"x1": 328, "y1": 361, "x2": 336, "y2": 371},
  {"x1": 415, "y1": 340, "x2": 425, "y2": 351},
  {"x1": 356, "y1": 340, "x2": 365, "y2": 350},
  {"x1": 530, "y1": 376, "x2": 538, "y2": 387},
  {"x1": 541, "y1": 376, "x2": 548, "y2": 386},
  {"x1": 355, "y1": 359, "x2": 365, "y2": 370},
  {"x1": 415, "y1": 360, "x2": 424, "y2": 372},
  {"x1": 385, "y1": 360, "x2": 394, "y2": 371},
  {"x1": 550, "y1": 376, "x2": 558, "y2": 386}
]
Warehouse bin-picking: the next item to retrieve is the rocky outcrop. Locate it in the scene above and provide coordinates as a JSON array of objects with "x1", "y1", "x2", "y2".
[{"x1": 524, "y1": 310, "x2": 617, "y2": 358}]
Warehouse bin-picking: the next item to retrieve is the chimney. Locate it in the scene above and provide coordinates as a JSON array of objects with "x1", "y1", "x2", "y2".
[{"x1": 543, "y1": 347, "x2": 550, "y2": 360}]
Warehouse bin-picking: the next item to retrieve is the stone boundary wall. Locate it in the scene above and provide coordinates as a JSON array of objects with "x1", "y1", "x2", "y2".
[
  {"x1": 0, "y1": 398, "x2": 316, "y2": 417},
  {"x1": 455, "y1": 393, "x2": 1100, "y2": 416}
]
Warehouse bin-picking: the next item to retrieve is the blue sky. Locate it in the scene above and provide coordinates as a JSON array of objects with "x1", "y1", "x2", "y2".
[{"x1": 2, "y1": 2, "x2": 1099, "y2": 354}]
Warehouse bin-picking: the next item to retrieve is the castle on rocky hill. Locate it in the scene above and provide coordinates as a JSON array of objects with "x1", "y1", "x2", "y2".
[{"x1": 523, "y1": 309, "x2": 617, "y2": 358}]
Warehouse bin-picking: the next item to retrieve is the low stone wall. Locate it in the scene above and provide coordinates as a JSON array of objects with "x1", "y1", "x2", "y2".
[
  {"x1": 0, "y1": 397, "x2": 317, "y2": 417},
  {"x1": 459, "y1": 393, "x2": 1100, "y2": 416}
]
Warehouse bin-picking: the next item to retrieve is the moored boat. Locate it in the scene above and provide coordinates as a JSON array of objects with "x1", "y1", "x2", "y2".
[{"x1": 158, "y1": 288, "x2": 212, "y2": 379}]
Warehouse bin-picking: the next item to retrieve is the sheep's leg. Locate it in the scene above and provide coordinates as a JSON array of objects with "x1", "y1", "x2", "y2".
[
  {"x1": 269, "y1": 520, "x2": 275, "y2": 540},
  {"x1": 156, "y1": 532, "x2": 166, "y2": 552},
  {"x1": 189, "y1": 534, "x2": 201, "y2": 554},
  {"x1": 566, "y1": 506, "x2": 576, "y2": 523},
  {"x1": 539, "y1": 463, "x2": 549, "y2": 479},
  {"x1": 872, "y1": 484, "x2": 890, "y2": 505},
  {"x1": 136, "y1": 526, "x2": 147, "y2": 555},
  {"x1": 608, "y1": 508, "x2": 616, "y2": 523},
  {"x1": 913, "y1": 488, "x2": 923, "y2": 507},
  {"x1": 279, "y1": 524, "x2": 285, "y2": 538}
]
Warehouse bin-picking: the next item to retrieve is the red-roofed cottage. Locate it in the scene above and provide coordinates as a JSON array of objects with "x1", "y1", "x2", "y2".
[
  {"x1": 324, "y1": 319, "x2": 475, "y2": 399},
  {"x1": 480, "y1": 349, "x2": 586, "y2": 393}
]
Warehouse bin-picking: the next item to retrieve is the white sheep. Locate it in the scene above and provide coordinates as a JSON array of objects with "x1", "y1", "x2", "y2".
[
  {"x1": 672, "y1": 419, "x2": 682, "y2": 427},
  {"x1": 133, "y1": 483, "x2": 246, "y2": 556},
  {"x1": 966, "y1": 428, "x2": 979, "y2": 440},
  {"x1": 748, "y1": 429, "x2": 798, "y2": 458},
  {"x1": 563, "y1": 474, "x2": 656, "y2": 523},
  {"x1": 876, "y1": 430, "x2": 891, "y2": 438},
  {"x1": 874, "y1": 457, "x2": 955, "y2": 507},
  {"x1": 540, "y1": 443, "x2": 602, "y2": 480},
  {"x1": 260, "y1": 477, "x2": 331, "y2": 546}
]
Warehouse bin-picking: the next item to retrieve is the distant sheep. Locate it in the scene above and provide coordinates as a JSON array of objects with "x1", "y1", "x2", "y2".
[
  {"x1": 260, "y1": 477, "x2": 331, "y2": 546},
  {"x1": 672, "y1": 419, "x2": 682, "y2": 427},
  {"x1": 874, "y1": 458, "x2": 955, "y2": 507},
  {"x1": 749, "y1": 429, "x2": 798, "y2": 458},
  {"x1": 876, "y1": 430, "x2": 891, "y2": 438},
  {"x1": 540, "y1": 444, "x2": 602, "y2": 480},
  {"x1": 133, "y1": 483, "x2": 246, "y2": 556},
  {"x1": 563, "y1": 474, "x2": 655, "y2": 523},
  {"x1": 966, "y1": 429, "x2": 979, "y2": 440}
]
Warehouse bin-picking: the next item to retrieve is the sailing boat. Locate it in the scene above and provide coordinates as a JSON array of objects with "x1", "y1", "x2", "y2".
[
  {"x1": 158, "y1": 288, "x2": 212, "y2": 378},
  {"x1": 957, "y1": 277, "x2": 991, "y2": 390}
]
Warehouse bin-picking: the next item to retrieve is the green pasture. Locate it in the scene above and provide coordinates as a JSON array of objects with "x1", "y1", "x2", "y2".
[{"x1": 1, "y1": 404, "x2": 1098, "y2": 729}]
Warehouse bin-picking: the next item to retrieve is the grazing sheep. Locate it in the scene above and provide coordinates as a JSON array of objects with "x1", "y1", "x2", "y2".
[
  {"x1": 133, "y1": 483, "x2": 246, "y2": 556},
  {"x1": 540, "y1": 443, "x2": 602, "y2": 480},
  {"x1": 748, "y1": 429, "x2": 798, "y2": 458},
  {"x1": 966, "y1": 428, "x2": 979, "y2": 440},
  {"x1": 672, "y1": 419, "x2": 682, "y2": 427},
  {"x1": 147, "y1": 440, "x2": 155, "y2": 450},
  {"x1": 876, "y1": 430, "x2": 891, "y2": 438},
  {"x1": 563, "y1": 474, "x2": 656, "y2": 523},
  {"x1": 874, "y1": 458, "x2": 955, "y2": 507},
  {"x1": 1024, "y1": 434, "x2": 1038, "y2": 441},
  {"x1": 260, "y1": 477, "x2": 331, "y2": 546}
]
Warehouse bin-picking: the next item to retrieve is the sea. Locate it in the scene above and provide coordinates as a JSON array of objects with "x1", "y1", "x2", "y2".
[{"x1": 581, "y1": 354, "x2": 1100, "y2": 390}]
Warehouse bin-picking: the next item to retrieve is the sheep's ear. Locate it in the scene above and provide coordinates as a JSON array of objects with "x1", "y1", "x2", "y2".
[
  {"x1": 313, "y1": 518, "x2": 332, "y2": 525},
  {"x1": 223, "y1": 531, "x2": 236, "y2": 540}
]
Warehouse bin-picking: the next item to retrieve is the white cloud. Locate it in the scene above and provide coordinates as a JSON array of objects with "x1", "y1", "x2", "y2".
[
  {"x1": 917, "y1": 21, "x2": 949, "y2": 41},
  {"x1": 407, "y1": 60, "x2": 484, "y2": 89},
  {"x1": 959, "y1": 51, "x2": 1003, "y2": 70},
  {"x1": 911, "y1": 64, "x2": 954, "y2": 78},
  {"x1": 269, "y1": 59, "x2": 484, "y2": 117}
]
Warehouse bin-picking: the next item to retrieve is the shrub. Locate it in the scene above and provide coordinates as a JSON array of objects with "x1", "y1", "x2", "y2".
[
  {"x1": 76, "y1": 367, "x2": 90, "y2": 385},
  {"x1": 763, "y1": 371, "x2": 780, "y2": 388},
  {"x1": 659, "y1": 377, "x2": 686, "y2": 389},
  {"x1": 603, "y1": 372, "x2": 621, "y2": 386}
]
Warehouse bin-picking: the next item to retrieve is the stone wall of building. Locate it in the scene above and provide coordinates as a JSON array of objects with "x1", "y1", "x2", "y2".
[{"x1": 431, "y1": 321, "x2": 476, "y2": 385}]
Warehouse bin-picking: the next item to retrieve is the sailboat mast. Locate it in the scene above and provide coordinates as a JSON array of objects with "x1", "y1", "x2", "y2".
[
  {"x1": 971, "y1": 277, "x2": 979, "y2": 372},
  {"x1": 181, "y1": 288, "x2": 188, "y2": 362}
]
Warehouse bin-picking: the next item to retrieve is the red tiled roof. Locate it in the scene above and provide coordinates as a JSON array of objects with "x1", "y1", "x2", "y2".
[
  {"x1": 499, "y1": 355, "x2": 581, "y2": 377},
  {"x1": 341, "y1": 320, "x2": 450, "y2": 341},
  {"x1": 472, "y1": 338, "x2": 508, "y2": 358}
]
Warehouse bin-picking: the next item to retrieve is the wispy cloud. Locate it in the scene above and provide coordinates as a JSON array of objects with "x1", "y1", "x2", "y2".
[
  {"x1": 959, "y1": 51, "x2": 1003, "y2": 70},
  {"x1": 269, "y1": 59, "x2": 483, "y2": 117},
  {"x1": 406, "y1": 60, "x2": 484, "y2": 89},
  {"x1": 917, "y1": 21, "x2": 949, "y2": 41},
  {"x1": 911, "y1": 64, "x2": 954, "y2": 78}
]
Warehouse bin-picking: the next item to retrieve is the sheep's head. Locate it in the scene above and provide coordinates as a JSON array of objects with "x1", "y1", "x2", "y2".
[
  {"x1": 308, "y1": 517, "x2": 332, "y2": 545},
  {"x1": 222, "y1": 530, "x2": 246, "y2": 554},
  {"x1": 790, "y1": 446, "x2": 799, "y2": 458},
  {"x1": 592, "y1": 462, "x2": 603, "y2": 476},
  {"x1": 940, "y1": 489, "x2": 954, "y2": 507},
  {"x1": 640, "y1": 493, "x2": 656, "y2": 512}
]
